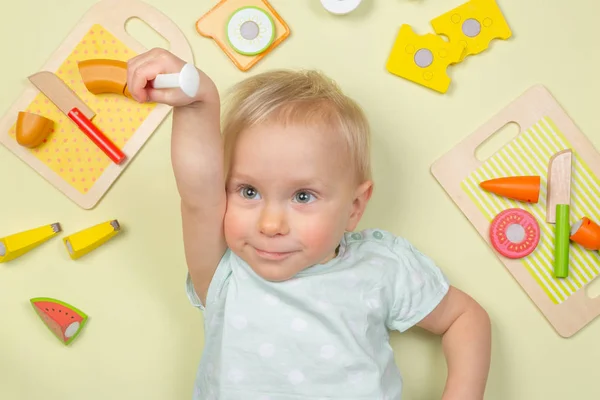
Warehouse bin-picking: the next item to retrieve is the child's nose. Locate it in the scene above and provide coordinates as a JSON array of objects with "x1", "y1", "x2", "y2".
[{"x1": 258, "y1": 204, "x2": 289, "y2": 236}]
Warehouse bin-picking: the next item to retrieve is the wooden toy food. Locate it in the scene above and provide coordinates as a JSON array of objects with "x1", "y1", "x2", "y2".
[
  {"x1": 196, "y1": 0, "x2": 290, "y2": 71},
  {"x1": 77, "y1": 59, "x2": 134, "y2": 99},
  {"x1": 15, "y1": 112, "x2": 54, "y2": 148},
  {"x1": 430, "y1": 0, "x2": 512, "y2": 62},
  {"x1": 386, "y1": 24, "x2": 464, "y2": 94},
  {"x1": 479, "y1": 175, "x2": 540, "y2": 203},
  {"x1": 226, "y1": 6, "x2": 275, "y2": 56},
  {"x1": 63, "y1": 219, "x2": 121, "y2": 260},
  {"x1": 0, "y1": 223, "x2": 62, "y2": 263},
  {"x1": 489, "y1": 208, "x2": 540, "y2": 259},
  {"x1": 30, "y1": 297, "x2": 88, "y2": 345},
  {"x1": 570, "y1": 217, "x2": 600, "y2": 251}
]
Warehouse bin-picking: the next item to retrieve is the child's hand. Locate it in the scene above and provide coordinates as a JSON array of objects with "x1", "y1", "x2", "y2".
[{"x1": 126, "y1": 47, "x2": 201, "y2": 107}]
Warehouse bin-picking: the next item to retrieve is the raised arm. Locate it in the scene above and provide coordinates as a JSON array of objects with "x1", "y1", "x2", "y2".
[{"x1": 127, "y1": 48, "x2": 227, "y2": 304}]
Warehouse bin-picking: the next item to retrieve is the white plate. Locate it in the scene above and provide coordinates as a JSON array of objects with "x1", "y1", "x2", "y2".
[{"x1": 320, "y1": 0, "x2": 363, "y2": 15}]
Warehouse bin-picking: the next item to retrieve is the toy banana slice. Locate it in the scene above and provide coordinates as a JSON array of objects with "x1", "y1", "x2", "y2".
[
  {"x1": 77, "y1": 59, "x2": 134, "y2": 99},
  {"x1": 63, "y1": 219, "x2": 121, "y2": 260},
  {"x1": 0, "y1": 223, "x2": 61, "y2": 263}
]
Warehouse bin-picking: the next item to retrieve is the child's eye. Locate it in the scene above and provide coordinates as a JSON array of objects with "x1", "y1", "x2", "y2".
[
  {"x1": 293, "y1": 191, "x2": 316, "y2": 204},
  {"x1": 240, "y1": 185, "x2": 261, "y2": 200}
]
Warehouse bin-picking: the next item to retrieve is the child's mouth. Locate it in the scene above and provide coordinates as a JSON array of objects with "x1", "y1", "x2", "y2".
[{"x1": 254, "y1": 248, "x2": 296, "y2": 261}]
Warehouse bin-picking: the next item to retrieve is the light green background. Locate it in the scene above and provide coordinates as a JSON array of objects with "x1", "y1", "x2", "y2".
[{"x1": 1, "y1": 0, "x2": 599, "y2": 399}]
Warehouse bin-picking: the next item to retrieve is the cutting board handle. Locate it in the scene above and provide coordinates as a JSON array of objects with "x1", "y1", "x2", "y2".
[
  {"x1": 82, "y1": 0, "x2": 194, "y2": 62},
  {"x1": 450, "y1": 85, "x2": 555, "y2": 173},
  {"x1": 583, "y1": 277, "x2": 600, "y2": 307}
]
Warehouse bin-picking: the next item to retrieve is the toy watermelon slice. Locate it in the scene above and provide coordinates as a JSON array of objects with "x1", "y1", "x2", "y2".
[{"x1": 30, "y1": 297, "x2": 88, "y2": 345}]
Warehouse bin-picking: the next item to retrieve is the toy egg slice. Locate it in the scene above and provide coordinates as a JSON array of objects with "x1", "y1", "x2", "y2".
[
  {"x1": 226, "y1": 6, "x2": 275, "y2": 56},
  {"x1": 489, "y1": 208, "x2": 540, "y2": 259}
]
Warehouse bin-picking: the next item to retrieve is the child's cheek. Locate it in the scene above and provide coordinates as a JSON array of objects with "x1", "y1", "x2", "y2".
[
  {"x1": 224, "y1": 206, "x2": 250, "y2": 242},
  {"x1": 297, "y1": 216, "x2": 338, "y2": 253}
]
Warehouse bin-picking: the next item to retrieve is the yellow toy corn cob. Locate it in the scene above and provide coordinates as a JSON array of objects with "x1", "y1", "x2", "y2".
[
  {"x1": 0, "y1": 223, "x2": 61, "y2": 263},
  {"x1": 63, "y1": 220, "x2": 121, "y2": 260}
]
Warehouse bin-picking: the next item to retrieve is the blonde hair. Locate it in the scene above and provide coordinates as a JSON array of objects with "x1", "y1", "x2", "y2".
[{"x1": 220, "y1": 69, "x2": 372, "y2": 184}]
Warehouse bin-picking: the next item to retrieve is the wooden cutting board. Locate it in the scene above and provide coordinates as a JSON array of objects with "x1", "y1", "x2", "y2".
[
  {"x1": 0, "y1": 0, "x2": 193, "y2": 209},
  {"x1": 431, "y1": 85, "x2": 600, "y2": 337}
]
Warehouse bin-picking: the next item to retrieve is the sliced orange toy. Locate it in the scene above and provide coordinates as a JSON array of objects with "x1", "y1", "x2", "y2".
[
  {"x1": 570, "y1": 217, "x2": 600, "y2": 251},
  {"x1": 479, "y1": 176, "x2": 540, "y2": 203}
]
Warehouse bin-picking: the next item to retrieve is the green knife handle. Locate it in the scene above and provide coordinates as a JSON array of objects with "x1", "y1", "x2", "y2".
[{"x1": 554, "y1": 204, "x2": 570, "y2": 278}]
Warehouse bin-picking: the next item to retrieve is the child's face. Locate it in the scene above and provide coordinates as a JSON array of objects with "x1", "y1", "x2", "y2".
[{"x1": 224, "y1": 121, "x2": 370, "y2": 281}]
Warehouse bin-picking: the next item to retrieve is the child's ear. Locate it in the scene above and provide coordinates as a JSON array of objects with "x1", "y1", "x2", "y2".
[{"x1": 346, "y1": 180, "x2": 373, "y2": 231}]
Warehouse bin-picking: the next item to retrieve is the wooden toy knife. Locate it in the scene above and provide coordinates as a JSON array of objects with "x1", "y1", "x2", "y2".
[
  {"x1": 27, "y1": 71, "x2": 126, "y2": 165},
  {"x1": 546, "y1": 149, "x2": 573, "y2": 278}
]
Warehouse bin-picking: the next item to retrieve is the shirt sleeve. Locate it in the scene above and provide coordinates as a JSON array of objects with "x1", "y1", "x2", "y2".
[
  {"x1": 185, "y1": 248, "x2": 233, "y2": 311},
  {"x1": 386, "y1": 237, "x2": 450, "y2": 332}
]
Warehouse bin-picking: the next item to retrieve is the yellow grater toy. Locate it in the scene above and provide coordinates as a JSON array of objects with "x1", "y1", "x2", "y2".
[
  {"x1": 0, "y1": 223, "x2": 62, "y2": 263},
  {"x1": 430, "y1": 0, "x2": 512, "y2": 62},
  {"x1": 386, "y1": 24, "x2": 465, "y2": 94},
  {"x1": 63, "y1": 220, "x2": 121, "y2": 260}
]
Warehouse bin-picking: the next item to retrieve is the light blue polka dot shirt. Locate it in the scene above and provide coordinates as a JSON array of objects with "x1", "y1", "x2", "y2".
[{"x1": 185, "y1": 229, "x2": 450, "y2": 400}]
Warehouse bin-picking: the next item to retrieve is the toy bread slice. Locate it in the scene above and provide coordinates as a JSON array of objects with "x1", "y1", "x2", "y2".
[
  {"x1": 196, "y1": 0, "x2": 290, "y2": 72},
  {"x1": 63, "y1": 219, "x2": 121, "y2": 260},
  {"x1": 77, "y1": 59, "x2": 134, "y2": 99},
  {"x1": 16, "y1": 112, "x2": 54, "y2": 148},
  {"x1": 0, "y1": 223, "x2": 61, "y2": 263}
]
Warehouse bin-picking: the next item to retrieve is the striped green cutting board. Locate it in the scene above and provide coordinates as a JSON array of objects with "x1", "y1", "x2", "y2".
[{"x1": 461, "y1": 116, "x2": 600, "y2": 304}]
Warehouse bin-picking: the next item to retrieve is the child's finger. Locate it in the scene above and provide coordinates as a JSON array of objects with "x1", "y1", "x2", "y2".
[
  {"x1": 126, "y1": 48, "x2": 167, "y2": 86},
  {"x1": 127, "y1": 50, "x2": 185, "y2": 103},
  {"x1": 128, "y1": 60, "x2": 167, "y2": 103},
  {"x1": 144, "y1": 87, "x2": 180, "y2": 105},
  {"x1": 126, "y1": 54, "x2": 152, "y2": 99}
]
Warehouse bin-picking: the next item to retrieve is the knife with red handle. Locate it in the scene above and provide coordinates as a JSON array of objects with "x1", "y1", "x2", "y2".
[{"x1": 28, "y1": 71, "x2": 126, "y2": 165}]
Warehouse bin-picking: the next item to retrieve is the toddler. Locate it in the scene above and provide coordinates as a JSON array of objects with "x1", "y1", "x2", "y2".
[{"x1": 126, "y1": 48, "x2": 492, "y2": 400}]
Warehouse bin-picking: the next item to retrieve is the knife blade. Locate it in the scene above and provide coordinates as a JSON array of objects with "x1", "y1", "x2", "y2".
[
  {"x1": 546, "y1": 149, "x2": 573, "y2": 278},
  {"x1": 28, "y1": 71, "x2": 126, "y2": 165}
]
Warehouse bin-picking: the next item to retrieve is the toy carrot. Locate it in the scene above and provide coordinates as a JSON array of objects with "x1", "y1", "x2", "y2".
[
  {"x1": 479, "y1": 175, "x2": 540, "y2": 203},
  {"x1": 570, "y1": 217, "x2": 600, "y2": 251}
]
